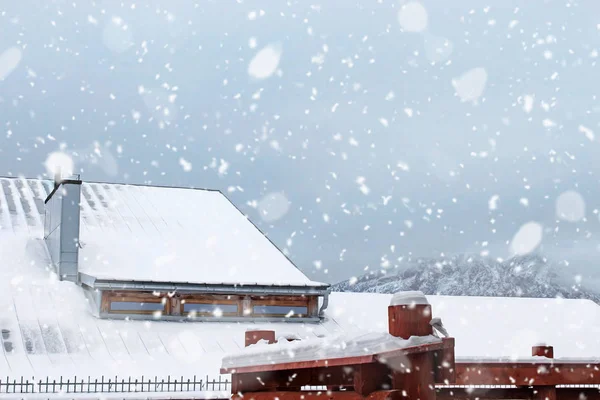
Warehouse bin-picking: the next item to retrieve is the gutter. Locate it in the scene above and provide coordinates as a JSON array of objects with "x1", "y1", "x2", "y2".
[
  {"x1": 99, "y1": 313, "x2": 321, "y2": 324},
  {"x1": 80, "y1": 273, "x2": 331, "y2": 297},
  {"x1": 318, "y1": 288, "x2": 330, "y2": 317}
]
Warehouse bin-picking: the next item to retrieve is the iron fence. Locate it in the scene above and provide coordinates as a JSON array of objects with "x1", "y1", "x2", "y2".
[{"x1": 0, "y1": 374, "x2": 231, "y2": 394}]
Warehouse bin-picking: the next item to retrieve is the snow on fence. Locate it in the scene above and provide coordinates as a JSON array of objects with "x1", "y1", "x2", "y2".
[{"x1": 0, "y1": 375, "x2": 231, "y2": 395}]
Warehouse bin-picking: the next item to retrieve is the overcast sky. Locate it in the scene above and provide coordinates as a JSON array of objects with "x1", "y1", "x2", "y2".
[{"x1": 1, "y1": 0, "x2": 600, "y2": 287}]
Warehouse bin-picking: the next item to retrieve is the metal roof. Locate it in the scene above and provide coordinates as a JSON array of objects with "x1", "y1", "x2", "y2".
[{"x1": 0, "y1": 176, "x2": 326, "y2": 287}]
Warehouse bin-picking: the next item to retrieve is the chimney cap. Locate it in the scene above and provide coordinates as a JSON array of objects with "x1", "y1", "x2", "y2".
[{"x1": 390, "y1": 290, "x2": 429, "y2": 306}]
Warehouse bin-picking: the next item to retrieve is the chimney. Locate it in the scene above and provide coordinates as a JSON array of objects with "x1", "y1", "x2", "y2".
[
  {"x1": 245, "y1": 330, "x2": 275, "y2": 347},
  {"x1": 44, "y1": 173, "x2": 82, "y2": 282},
  {"x1": 532, "y1": 344, "x2": 554, "y2": 358},
  {"x1": 388, "y1": 291, "x2": 433, "y2": 339}
]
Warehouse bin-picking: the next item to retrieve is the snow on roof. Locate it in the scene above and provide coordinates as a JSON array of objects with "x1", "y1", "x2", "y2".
[
  {"x1": 0, "y1": 177, "x2": 322, "y2": 287},
  {"x1": 0, "y1": 234, "x2": 339, "y2": 379},
  {"x1": 221, "y1": 332, "x2": 440, "y2": 370},
  {"x1": 329, "y1": 292, "x2": 600, "y2": 360},
  {"x1": 2, "y1": 177, "x2": 600, "y2": 379},
  {"x1": 0, "y1": 234, "x2": 599, "y2": 379},
  {"x1": 390, "y1": 290, "x2": 429, "y2": 306}
]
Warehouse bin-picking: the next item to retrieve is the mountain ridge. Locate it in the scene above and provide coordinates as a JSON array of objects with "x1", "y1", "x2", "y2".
[{"x1": 331, "y1": 253, "x2": 600, "y2": 304}]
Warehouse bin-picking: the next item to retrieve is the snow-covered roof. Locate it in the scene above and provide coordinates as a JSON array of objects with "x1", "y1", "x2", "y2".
[
  {"x1": 221, "y1": 332, "x2": 441, "y2": 371},
  {"x1": 1, "y1": 233, "x2": 599, "y2": 380},
  {"x1": 329, "y1": 292, "x2": 600, "y2": 360},
  {"x1": 0, "y1": 234, "x2": 340, "y2": 379},
  {"x1": 1, "y1": 177, "x2": 600, "y2": 380},
  {"x1": 0, "y1": 177, "x2": 323, "y2": 287}
]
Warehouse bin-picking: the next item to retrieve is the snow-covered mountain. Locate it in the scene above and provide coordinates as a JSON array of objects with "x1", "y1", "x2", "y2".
[{"x1": 332, "y1": 254, "x2": 600, "y2": 303}]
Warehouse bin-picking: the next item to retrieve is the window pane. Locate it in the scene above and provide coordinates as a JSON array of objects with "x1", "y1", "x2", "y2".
[
  {"x1": 110, "y1": 301, "x2": 164, "y2": 311},
  {"x1": 253, "y1": 305, "x2": 308, "y2": 316},
  {"x1": 183, "y1": 303, "x2": 238, "y2": 314}
]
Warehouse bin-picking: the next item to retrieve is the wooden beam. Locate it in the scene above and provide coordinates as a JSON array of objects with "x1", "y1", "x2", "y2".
[
  {"x1": 224, "y1": 341, "x2": 448, "y2": 374},
  {"x1": 375, "y1": 340, "x2": 450, "y2": 362},
  {"x1": 232, "y1": 365, "x2": 358, "y2": 392},
  {"x1": 456, "y1": 362, "x2": 600, "y2": 386},
  {"x1": 353, "y1": 363, "x2": 392, "y2": 396},
  {"x1": 392, "y1": 352, "x2": 436, "y2": 400},
  {"x1": 223, "y1": 355, "x2": 375, "y2": 374},
  {"x1": 433, "y1": 338, "x2": 456, "y2": 384},
  {"x1": 436, "y1": 387, "x2": 600, "y2": 400},
  {"x1": 232, "y1": 391, "x2": 364, "y2": 400},
  {"x1": 366, "y1": 391, "x2": 403, "y2": 400},
  {"x1": 534, "y1": 386, "x2": 556, "y2": 400},
  {"x1": 232, "y1": 390, "x2": 405, "y2": 400},
  {"x1": 436, "y1": 387, "x2": 533, "y2": 400}
]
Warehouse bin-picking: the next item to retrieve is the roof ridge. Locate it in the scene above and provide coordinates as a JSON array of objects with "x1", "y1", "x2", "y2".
[{"x1": 0, "y1": 175, "x2": 220, "y2": 192}]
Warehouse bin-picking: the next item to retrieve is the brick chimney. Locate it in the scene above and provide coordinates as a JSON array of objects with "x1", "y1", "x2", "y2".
[
  {"x1": 532, "y1": 344, "x2": 554, "y2": 358},
  {"x1": 245, "y1": 330, "x2": 275, "y2": 347},
  {"x1": 388, "y1": 291, "x2": 433, "y2": 339}
]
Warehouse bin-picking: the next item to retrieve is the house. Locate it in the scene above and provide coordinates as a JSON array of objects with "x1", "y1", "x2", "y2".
[{"x1": 0, "y1": 175, "x2": 599, "y2": 397}]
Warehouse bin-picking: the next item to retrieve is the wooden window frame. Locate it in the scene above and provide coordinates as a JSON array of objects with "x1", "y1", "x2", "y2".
[
  {"x1": 101, "y1": 291, "x2": 168, "y2": 315},
  {"x1": 178, "y1": 294, "x2": 241, "y2": 317},
  {"x1": 251, "y1": 296, "x2": 312, "y2": 318},
  {"x1": 99, "y1": 291, "x2": 320, "y2": 319}
]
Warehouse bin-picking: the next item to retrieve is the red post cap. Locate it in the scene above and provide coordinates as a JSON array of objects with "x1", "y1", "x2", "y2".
[
  {"x1": 245, "y1": 330, "x2": 276, "y2": 347},
  {"x1": 532, "y1": 344, "x2": 554, "y2": 358}
]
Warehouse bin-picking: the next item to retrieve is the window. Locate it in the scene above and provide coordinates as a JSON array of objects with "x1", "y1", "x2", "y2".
[
  {"x1": 253, "y1": 305, "x2": 308, "y2": 317},
  {"x1": 99, "y1": 290, "x2": 319, "y2": 320},
  {"x1": 251, "y1": 295, "x2": 313, "y2": 318},
  {"x1": 183, "y1": 303, "x2": 238, "y2": 316},
  {"x1": 110, "y1": 301, "x2": 165, "y2": 312},
  {"x1": 101, "y1": 291, "x2": 167, "y2": 315}
]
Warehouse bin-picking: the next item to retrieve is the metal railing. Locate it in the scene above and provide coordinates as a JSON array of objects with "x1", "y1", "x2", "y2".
[{"x1": 0, "y1": 375, "x2": 231, "y2": 394}]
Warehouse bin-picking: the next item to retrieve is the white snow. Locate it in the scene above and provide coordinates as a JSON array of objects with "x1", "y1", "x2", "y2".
[
  {"x1": 556, "y1": 190, "x2": 586, "y2": 222},
  {"x1": 330, "y1": 292, "x2": 600, "y2": 360},
  {"x1": 44, "y1": 151, "x2": 75, "y2": 178},
  {"x1": 0, "y1": 232, "x2": 329, "y2": 380},
  {"x1": 0, "y1": 178, "x2": 322, "y2": 286},
  {"x1": 179, "y1": 157, "x2": 193, "y2": 172},
  {"x1": 397, "y1": 2, "x2": 428, "y2": 33},
  {"x1": 579, "y1": 125, "x2": 595, "y2": 141},
  {"x1": 102, "y1": 17, "x2": 134, "y2": 53},
  {"x1": 509, "y1": 221, "x2": 543, "y2": 256},
  {"x1": 452, "y1": 68, "x2": 488, "y2": 103},
  {"x1": 248, "y1": 44, "x2": 282, "y2": 80},
  {"x1": 523, "y1": 95, "x2": 534, "y2": 113},
  {"x1": 423, "y1": 34, "x2": 453, "y2": 63},
  {"x1": 222, "y1": 331, "x2": 440, "y2": 370},
  {"x1": 390, "y1": 291, "x2": 429, "y2": 306},
  {"x1": 0, "y1": 47, "x2": 22, "y2": 81},
  {"x1": 488, "y1": 195, "x2": 499, "y2": 211},
  {"x1": 0, "y1": 232, "x2": 599, "y2": 379},
  {"x1": 2, "y1": 178, "x2": 600, "y2": 381},
  {"x1": 257, "y1": 191, "x2": 291, "y2": 222}
]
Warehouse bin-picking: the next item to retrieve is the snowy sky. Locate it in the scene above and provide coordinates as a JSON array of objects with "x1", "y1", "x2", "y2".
[{"x1": 1, "y1": 0, "x2": 600, "y2": 287}]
